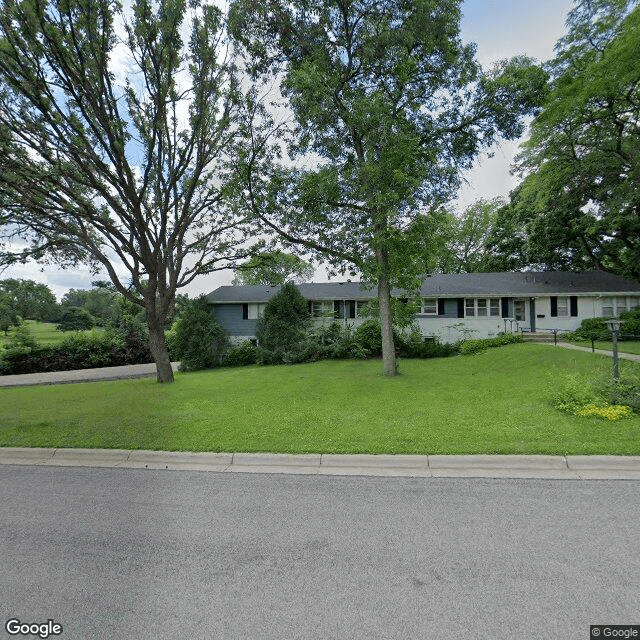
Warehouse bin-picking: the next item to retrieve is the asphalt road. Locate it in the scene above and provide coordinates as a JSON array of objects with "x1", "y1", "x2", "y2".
[{"x1": 1, "y1": 466, "x2": 639, "y2": 640}]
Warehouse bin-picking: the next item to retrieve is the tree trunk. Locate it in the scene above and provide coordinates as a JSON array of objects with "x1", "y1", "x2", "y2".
[
  {"x1": 376, "y1": 250, "x2": 396, "y2": 377},
  {"x1": 147, "y1": 311, "x2": 174, "y2": 383}
]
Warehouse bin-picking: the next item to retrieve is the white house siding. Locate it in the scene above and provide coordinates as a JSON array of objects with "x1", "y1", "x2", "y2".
[{"x1": 213, "y1": 292, "x2": 640, "y2": 345}]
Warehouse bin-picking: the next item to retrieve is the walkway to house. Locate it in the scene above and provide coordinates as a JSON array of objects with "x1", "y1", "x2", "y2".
[
  {"x1": 0, "y1": 362, "x2": 181, "y2": 387},
  {"x1": 540, "y1": 341, "x2": 640, "y2": 362}
]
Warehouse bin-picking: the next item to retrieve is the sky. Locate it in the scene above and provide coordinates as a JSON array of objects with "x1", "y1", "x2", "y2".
[{"x1": 2, "y1": 0, "x2": 576, "y2": 301}]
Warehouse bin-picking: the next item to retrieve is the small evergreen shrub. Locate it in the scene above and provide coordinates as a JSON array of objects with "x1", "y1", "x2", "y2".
[
  {"x1": 256, "y1": 282, "x2": 311, "y2": 365},
  {"x1": 170, "y1": 296, "x2": 230, "y2": 371}
]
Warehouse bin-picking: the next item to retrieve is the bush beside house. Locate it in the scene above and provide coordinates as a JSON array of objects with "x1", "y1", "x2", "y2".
[{"x1": 167, "y1": 296, "x2": 230, "y2": 371}]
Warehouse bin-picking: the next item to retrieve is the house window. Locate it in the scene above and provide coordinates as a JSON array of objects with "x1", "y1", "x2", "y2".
[
  {"x1": 311, "y1": 300, "x2": 334, "y2": 317},
  {"x1": 422, "y1": 298, "x2": 437, "y2": 315},
  {"x1": 247, "y1": 303, "x2": 266, "y2": 320},
  {"x1": 602, "y1": 296, "x2": 632, "y2": 317},
  {"x1": 465, "y1": 298, "x2": 497, "y2": 318},
  {"x1": 601, "y1": 297, "x2": 632, "y2": 317},
  {"x1": 465, "y1": 298, "x2": 475, "y2": 317},
  {"x1": 556, "y1": 297, "x2": 569, "y2": 317}
]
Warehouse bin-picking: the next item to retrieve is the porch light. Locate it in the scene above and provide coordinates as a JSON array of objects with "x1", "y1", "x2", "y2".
[{"x1": 605, "y1": 318, "x2": 621, "y2": 333}]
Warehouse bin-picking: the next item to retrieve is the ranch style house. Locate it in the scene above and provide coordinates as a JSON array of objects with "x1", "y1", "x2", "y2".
[{"x1": 206, "y1": 271, "x2": 640, "y2": 344}]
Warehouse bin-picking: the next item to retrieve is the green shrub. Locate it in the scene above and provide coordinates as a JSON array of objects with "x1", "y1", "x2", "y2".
[
  {"x1": 299, "y1": 322, "x2": 367, "y2": 362},
  {"x1": 572, "y1": 317, "x2": 611, "y2": 341},
  {"x1": 256, "y1": 282, "x2": 311, "y2": 364},
  {"x1": 599, "y1": 372, "x2": 640, "y2": 413},
  {"x1": 56, "y1": 307, "x2": 96, "y2": 332},
  {"x1": 459, "y1": 339, "x2": 488, "y2": 355},
  {"x1": 0, "y1": 331, "x2": 138, "y2": 374},
  {"x1": 396, "y1": 325, "x2": 458, "y2": 359},
  {"x1": 353, "y1": 319, "x2": 404, "y2": 357},
  {"x1": 170, "y1": 296, "x2": 230, "y2": 371},
  {"x1": 106, "y1": 303, "x2": 152, "y2": 364},
  {"x1": 458, "y1": 333, "x2": 523, "y2": 355},
  {"x1": 619, "y1": 309, "x2": 640, "y2": 338},
  {"x1": 223, "y1": 341, "x2": 259, "y2": 367},
  {"x1": 3, "y1": 322, "x2": 38, "y2": 354},
  {"x1": 551, "y1": 373, "x2": 602, "y2": 414}
]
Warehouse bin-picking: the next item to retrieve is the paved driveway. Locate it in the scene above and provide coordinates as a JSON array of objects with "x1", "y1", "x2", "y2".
[{"x1": 0, "y1": 362, "x2": 180, "y2": 387}]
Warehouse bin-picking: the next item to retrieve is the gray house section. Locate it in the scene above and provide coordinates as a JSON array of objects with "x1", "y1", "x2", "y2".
[{"x1": 212, "y1": 304, "x2": 258, "y2": 338}]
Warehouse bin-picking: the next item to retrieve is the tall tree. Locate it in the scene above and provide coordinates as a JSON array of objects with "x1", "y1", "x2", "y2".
[
  {"x1": 0, "y1": 278, "x2": 58, "y2": 321},
  {"x1": 0, "y1": 292, "x2": 19, "y2": 335},
  {"x1": 61, "y1": 287, "x2": 119, "y2": 326},
  {"x1": 434, "y1": 198, "x2": 505, "y2": 273},
  {"x1": 0, "y1": 0, "x2": 254, "y2": 382},
  {"x1": 513, "y1": 0, "x2": 640, "y2": 278},
  {"x1": 232, "y1": 250, "x2": 315, "y2": 285},
  {"x1": 230, "y1": 0, "x2": 548, "y2": 375}
]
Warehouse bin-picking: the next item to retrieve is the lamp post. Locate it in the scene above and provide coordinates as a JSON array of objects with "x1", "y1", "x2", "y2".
[{"x1": 605, "y1": 318, "x2": 622, "y2": 382}]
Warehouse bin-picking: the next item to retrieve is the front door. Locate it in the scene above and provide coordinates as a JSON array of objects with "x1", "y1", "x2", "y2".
[{"x1": 514, "y1": 299, "x2": 526, "y2": 322}]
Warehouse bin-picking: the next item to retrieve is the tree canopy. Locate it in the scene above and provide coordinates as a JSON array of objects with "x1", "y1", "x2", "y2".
[
  {"x1": 230, "y1": 0, "x2": 548, "y2": 375},
  {"x1": 0, "y1": 0, "x2": 254, "y2": 382},
  {"x1": 232, "y1": 250, "x2": 314, "y2": 285},
  {"x1": 508, "y1": 0, "x2": 640, "y2": 278},
  {"x1": 0, "y1": 278, "x2": 58, "y2": 321}
]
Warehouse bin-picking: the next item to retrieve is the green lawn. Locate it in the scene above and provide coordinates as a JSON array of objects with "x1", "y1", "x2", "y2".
[
  {"x1": 566, "y1": 338, "x2": 640, "y2": 355},
  {"x1": 2, "y1": 343, "x2": 639, "y2": 455},
  {"x1": 1, "y1": 320, "x2": 103, "y2": 347}
]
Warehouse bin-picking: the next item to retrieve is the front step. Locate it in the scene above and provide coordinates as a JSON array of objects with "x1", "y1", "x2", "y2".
[{"x1": 522, "y1": 332, "x2": 558, "y2": 343}]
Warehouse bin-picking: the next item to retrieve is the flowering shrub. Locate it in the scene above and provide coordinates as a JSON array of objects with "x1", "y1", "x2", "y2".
[{"x1": 574, "y1": 404, "x2": 632, "y2": 420}]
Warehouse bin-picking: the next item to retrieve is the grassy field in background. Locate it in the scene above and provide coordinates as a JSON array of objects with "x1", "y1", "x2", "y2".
[
  {"x1": 0, "y1": 320, "x2": 103, "y2": 347},
  {"x1": 566, "y1": 339, "x2": 640, "y2": 355},
  {"x1": 2, "y1": 343, "x2": 639, "y2": 455}
]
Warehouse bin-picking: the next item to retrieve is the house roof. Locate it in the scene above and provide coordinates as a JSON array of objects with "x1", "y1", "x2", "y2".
[{"x1": 206, "y1": 271, "x2": 640, "y2": 303}]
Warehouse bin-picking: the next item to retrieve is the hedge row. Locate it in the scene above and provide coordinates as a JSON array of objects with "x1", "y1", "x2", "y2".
[{"x1": 0, "y1": 331, "x2": 152, "y2": 375}]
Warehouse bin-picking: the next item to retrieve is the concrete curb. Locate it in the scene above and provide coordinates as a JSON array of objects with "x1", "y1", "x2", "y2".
[{"x1": 1, "y1": 448, "x2": 640, "y2": 479}]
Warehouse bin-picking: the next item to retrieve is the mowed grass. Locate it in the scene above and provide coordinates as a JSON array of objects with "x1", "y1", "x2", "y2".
[
  {"x1": 566, "y1": 339, "x2": 640, "y2": 355},
  {"x1": 0, "y1": 320, "x2": 103, "y2": 347},
  {"x1": 1, "y1": 343, "x2": 639, "y2": 455}
]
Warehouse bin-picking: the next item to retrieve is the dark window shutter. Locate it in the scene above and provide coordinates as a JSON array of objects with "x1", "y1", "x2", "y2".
[
  {"x1": 570, "y1": 296, "x2": 578, "y2": 317},
  {"x1": 457, "y1": 298, "x2": 464, "y2": 318},
  {"x1": 334, "y1": 300, "x2": 340, "y2": 318},
  {"x1": 349, "y1": 300, "x2": 356, "y2": 319},
  {"x1": 437, "y1": 299, "x2": 445, "y2": 316},
  {"x1": 550, "y1": 296, "x2": 558, "y2": 317},
  {"x1": 501, "y1": 297, "x2": 509, "y2": 318},
  {"x1": 242, "y1": 303, "x2": 248, "y2": 320},
  {"x1": 308, "y1": 301, "x2": 313, "y2": 314}
]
